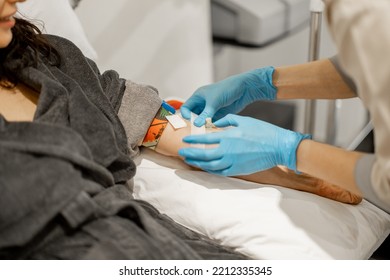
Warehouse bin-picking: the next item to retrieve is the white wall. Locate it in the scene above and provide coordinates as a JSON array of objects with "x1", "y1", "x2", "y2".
[{"x1": 75, "y1": 0, "x2": 213, "y2": 100}]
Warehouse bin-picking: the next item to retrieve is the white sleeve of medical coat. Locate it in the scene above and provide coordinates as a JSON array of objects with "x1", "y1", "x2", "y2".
[{"x1": 326, "y1": 0, "x2": 390, "y2": 213}]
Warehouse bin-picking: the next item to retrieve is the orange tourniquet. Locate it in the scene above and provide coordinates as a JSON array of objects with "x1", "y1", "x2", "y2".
[
  {"x1": 142, "y1": 105, "x2": 170, "y2": 150},
  {"x1": 142, "y1": 100, "x2": 184, "y2": 150},
  {"x1": 166, "y1": 99, "x2": 183, "y2": 110}
]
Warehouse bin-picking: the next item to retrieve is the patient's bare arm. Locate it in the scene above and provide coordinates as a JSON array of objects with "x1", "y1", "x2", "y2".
[
  {"x1": 154, "y1": 117, "x2": 192, "y2": 156},
  {"x1": 147, "y1": 116, "x2": 362, "y2": 205},
  {"x1": 236, "y1": 167, "x2": 362, "y2": 205}
]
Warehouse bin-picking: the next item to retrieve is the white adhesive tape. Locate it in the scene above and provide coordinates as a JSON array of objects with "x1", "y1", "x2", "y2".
[{"x1": 166, "y1": 114, "x2": 187, "y2": 130}]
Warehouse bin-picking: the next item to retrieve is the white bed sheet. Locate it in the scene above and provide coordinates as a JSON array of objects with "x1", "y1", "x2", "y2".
[{"x1": 133, "y1": 149, "x2": 390, "y2": 259}]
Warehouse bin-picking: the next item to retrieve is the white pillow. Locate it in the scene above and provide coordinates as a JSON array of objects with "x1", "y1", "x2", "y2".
[
  {"x1": 17, "y1": 0, "x2": 98, "y2": 61},
  {"x1": 133, "y1": 149, "x2": 390, "y2": 259}
]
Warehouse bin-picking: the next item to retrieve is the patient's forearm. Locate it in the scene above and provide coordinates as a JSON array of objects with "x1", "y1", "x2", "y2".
[
  {"x1": 155, "y1": 117, "x2": 218, "y2": 157},
  {"x1": 237, "y1": 167, "x2": 362, "y2": 204},
  {"x1": 155, "y1": 119, "x2": 190, "y2": 156},
  {"x1": 153, "y1": 119, "x2": 361, "y2": 204},
  {"x1": 152, "y1": 116, "x2": 363, "y2": 205}
]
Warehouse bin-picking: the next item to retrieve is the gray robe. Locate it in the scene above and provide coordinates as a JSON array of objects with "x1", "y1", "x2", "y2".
[{"x1": 0, "y1": 35, "x2": 246, "y2": 260}]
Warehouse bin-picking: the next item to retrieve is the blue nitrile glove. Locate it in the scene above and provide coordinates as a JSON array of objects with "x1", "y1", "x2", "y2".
[
  {"x1": 178, "y1": 114, "x2": 311, "y2": 176},
  {"x1": 180, "y1": 66, "x2": 277, "y2": 127}
]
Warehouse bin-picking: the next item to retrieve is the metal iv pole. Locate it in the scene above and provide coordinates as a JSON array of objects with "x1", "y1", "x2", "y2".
[{"x1": 303, "y1": 0, "x2": 325, "y2": 136}]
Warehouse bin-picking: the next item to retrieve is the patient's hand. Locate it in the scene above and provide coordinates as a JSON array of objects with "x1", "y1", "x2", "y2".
[{"x1": 237, "y1": 166, "x2": 362, "y2": 205}]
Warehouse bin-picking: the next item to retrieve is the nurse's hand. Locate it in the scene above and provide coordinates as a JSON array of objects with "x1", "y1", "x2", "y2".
[
  {"x1": 180, "y1": 66, "x2": 277, "y2": 127},
  {"x1": 178, "y1": 114, "x2": 311, "y2": 176}
]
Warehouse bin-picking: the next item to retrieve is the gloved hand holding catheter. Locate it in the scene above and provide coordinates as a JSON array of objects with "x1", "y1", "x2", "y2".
[
  {"x1": 179, "y1": 114, "x2": 310, "y2": 176},
  {"x1": 179, "y1": 66, "x2": 311, "y2": 176},
  {"x1": 180, "y1": 66, "x2": 277, "y2": 127}
]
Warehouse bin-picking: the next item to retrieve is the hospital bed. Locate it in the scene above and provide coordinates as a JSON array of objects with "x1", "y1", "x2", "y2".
[
  {"x1": 20, "y1": 0, "x2": 390, "y2": 260},
  {"x1": 133, "y1": 149, "x2": 390, "y2": 260}
]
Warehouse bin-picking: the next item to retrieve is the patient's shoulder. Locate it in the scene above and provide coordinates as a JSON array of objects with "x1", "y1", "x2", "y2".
[
  {"x1": 43, "y1": 34, "x2": 99, "y2": 75},
  {"x1": 44, "y1": 34, "x2": 88, "y2": 62}
]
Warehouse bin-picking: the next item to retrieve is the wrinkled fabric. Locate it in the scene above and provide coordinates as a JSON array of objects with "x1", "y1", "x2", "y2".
[
  {"x1": 0, "y1": 35, "x2": 247, "y2": 260},
  {"x1": 326, "y1": 0, "x2": 390, "y2": 214}
]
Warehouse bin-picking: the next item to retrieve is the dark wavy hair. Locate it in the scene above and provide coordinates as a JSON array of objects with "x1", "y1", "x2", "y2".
[{"x1": 0, "y1": 17, "x2": 60, "y2": 87}]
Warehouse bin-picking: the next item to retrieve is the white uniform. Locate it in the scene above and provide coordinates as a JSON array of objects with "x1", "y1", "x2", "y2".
[{"x1": 327, "y1": 0, "x2": 390, "y2": 213}]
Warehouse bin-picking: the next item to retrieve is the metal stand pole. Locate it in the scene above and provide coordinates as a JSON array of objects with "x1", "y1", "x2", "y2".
[
  {"x1": 304, "y1": 0, "x2": 324, "y2": 136},
  {"x1": 325, "y1": 99, "x2": 339, "y2": 144}
]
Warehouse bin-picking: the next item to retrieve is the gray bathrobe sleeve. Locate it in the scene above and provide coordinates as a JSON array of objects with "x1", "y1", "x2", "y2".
[
  {"x1": 118, "y1": 81, "x2": 162, "y2": 158},
  {"x1": 77, "y1": 55, "x2": 162, "y2": 158}
]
